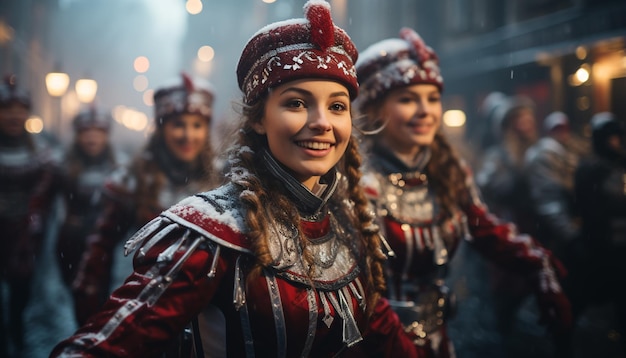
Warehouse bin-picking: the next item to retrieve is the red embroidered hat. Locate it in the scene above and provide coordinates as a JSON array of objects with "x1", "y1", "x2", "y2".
[
  {"x1": 236, "y1": 0, "x2": 358, "y2": 105},
  {"x1": 355, "y1": 28, "x2": 443, "y2": 109},
  {"x1": 153, "y1": 72, "x2": 214, "y2": 125}
]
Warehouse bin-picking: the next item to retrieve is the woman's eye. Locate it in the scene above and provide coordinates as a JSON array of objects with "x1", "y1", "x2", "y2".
[
  {"x1": 330, "y1": 102, "x2": 347, "y2": 112},
  {"x1": 285, "y1": 99, "x2": 305, "y2": 108}
]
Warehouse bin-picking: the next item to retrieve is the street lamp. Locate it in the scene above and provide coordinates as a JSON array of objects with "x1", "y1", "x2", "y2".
[
  {"x1": 45, "y1": 71, "x2": 70, "y2": 134},
  {"x1": 45, "y1": 72, "x2": 70, "y2": 96},
  {"x1": 75, "y1": 78, "x2": 98, "y2": 103}
]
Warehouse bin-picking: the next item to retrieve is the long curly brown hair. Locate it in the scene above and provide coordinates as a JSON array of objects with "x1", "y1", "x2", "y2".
[
  {"x1": 226, "y1": 97, "x2": 387, "y2": 315},
  {"x1": 360, "y1": 96, "x2": 471, "y2": 217}
]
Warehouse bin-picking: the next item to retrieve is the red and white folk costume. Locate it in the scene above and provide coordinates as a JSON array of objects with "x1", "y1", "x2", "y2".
[
  {"x1": 356, "y1": 29, "x2": 571, "y2": 357},
  {"x1": 361, "y1": 145, "x2": 567, "y2": 353},
  {"x1": 51, "y1": 151, "x2": 423, "y2": 357},
  {"x1": 71, "y1": 74, "x2": 216, "y2": 325},
  {"x1": 52, "y1": 1, "x2": 427, "y2": 357}
]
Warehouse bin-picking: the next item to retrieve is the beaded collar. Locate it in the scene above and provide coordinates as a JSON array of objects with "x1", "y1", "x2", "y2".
[{"x1": 371, "y1": 143, "x2": 431, "y2": 186}]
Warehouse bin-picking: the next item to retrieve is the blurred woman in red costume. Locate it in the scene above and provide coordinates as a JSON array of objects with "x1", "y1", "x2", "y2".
[
  {"x1": 355, "y1": 28, "x2": 572, "y2": 357},
  {"x1": 51, "y1": 1, "x2": 431, "y2": 357},
  {"x1": 70, "y1": 73, "x2": 219, "y2": 326}
]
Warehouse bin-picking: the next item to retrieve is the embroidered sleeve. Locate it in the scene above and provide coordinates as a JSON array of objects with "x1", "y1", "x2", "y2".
[{"x1": 51, "y1": 219, "x2": 231, "y2": 357}]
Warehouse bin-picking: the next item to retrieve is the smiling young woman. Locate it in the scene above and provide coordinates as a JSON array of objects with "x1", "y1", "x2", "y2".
[
  {"x1": 355, "y1": 27, "x2": 573, "y2": 357},
  {"x1": 69, "y1": 73, "x2": 218, "y2": 327},
  {"x1": 50, "y1": 1, "x2": 429, "y2": 357}
]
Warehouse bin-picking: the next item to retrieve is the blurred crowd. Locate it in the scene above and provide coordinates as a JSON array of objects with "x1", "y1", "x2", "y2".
[{"x1": 1, "y1": 13, "x2": 626, "y2": 358}]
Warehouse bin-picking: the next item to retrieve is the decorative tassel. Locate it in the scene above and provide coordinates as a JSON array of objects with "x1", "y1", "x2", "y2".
[{"x1": 304, "y1": 0, "x2": 334, "y2": 51}]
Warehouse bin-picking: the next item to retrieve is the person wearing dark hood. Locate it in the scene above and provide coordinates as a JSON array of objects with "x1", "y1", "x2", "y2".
[
  {"x1": 0, "y1": 75, "x2": 61, "y2": 357},
  {"x1": 56, "y1": 108, "x2": 128, "y2": 293},
  {"x1": 70, "y1": 73, "x2": 219, "y2": 326}
]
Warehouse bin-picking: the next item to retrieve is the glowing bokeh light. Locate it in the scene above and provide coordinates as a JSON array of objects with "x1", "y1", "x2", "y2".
[
  {"x1": 575, "y1": 66, "x2": 589, "y2": 83},
  {"x1": 197, "y1": 45, "x2": 215, "y2": 62},
  {"x1": 134, "y1": 56, "x2": 150, "y2": 73},
  {"x1": 45, "y1": 72, "x2": 70, "y2": 97},
  {"x1": 75, "y1": 79, "x2": 98, "y2": 103},
  {"x1": 443, "y1": 110, "x2": 466, "y2": 127},
  {"x1": 186, "y1": 0, "x2": 203, "y2": 14},
  {"x1": 25, "y1": 116, "x2": 44, "y2": 133}
]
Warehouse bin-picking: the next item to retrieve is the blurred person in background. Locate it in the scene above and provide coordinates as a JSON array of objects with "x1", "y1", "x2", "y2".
[
  {"x1": 475, "y1": 94, "x2": 539, "y2": 232},
  {"x1": 524, "y1": 111, "x2": 589, "y2": 261},
  {"x1": 477, "y1": 91, "x2": 509, "y2": 158},
  {"x1": 474, "y1": 93, "x2": 543, "y2": 345},
  {"x1": 0, "y1": 75, "x2": 61, "y2": 357},
  {"x1": 56, "y1": 108, "x2": 128, "y2": 295},
  {"x1": 558, "y1": 112, "x2": 626, "y2": 357},
  {"x1": 71, "y1": 73, "x2": 219, "y2": 326},
  {"x1": 50, "y1": 2, "x2": 431, "y2": 357},
  {"x1": 355, "y1": 28, "x2": 571, "y2": 357}
]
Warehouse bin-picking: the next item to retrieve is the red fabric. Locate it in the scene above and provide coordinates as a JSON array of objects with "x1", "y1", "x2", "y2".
[
  {"x1": 306, "y1": 1, "x2": 334, "y2": 50},
  {"x1": 466, "y1": 203, "x2": 573, "y2": 332},
  {"x1": 236, "y1": 1, "x2": 358, "y2": 104},
  {"x1": 53, "y1": 212, "x2": 429, "y2": 357},
  {"x1": 465, "y1": 204, "x2": 544, "y2": 273},
  {"x1": 344, "y1": 297, "x2": 432, "y2": 358}
]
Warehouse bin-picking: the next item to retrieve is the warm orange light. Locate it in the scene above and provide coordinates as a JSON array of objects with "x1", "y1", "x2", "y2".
[
  {"x1": 45, "y1": 72, "x2": 70, "y2": 97},
  {"x1": 134, "y1": 56, "x2": 150, "y2": 73},
  {"x1": 186, "y1": 0, "x2": 203, "y2": 14},
  {"x1": 443, "y1": 110, "x2": 466, "y2": 127},
  {"x1": 198, "y1": 45, "x2": 215, "y2": 62},
  {"x1": 25, "y1": 116, "x2": 44, "y2": 133},
  {"x1": 75, "y1": 79, "x2": 98, "y2": 103}
]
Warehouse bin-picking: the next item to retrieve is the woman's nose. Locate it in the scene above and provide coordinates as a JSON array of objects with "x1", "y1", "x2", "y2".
[{"x1": 308, "y1": 107, "x2": 332, "y2": 132}]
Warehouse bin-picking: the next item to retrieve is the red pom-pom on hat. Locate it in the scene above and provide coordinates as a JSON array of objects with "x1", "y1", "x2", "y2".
[
  {"x1": 305, "y1": 0, "x2": 334, "y2": 51},
  {"x1": 181, "y1": 72, "x2": 195, "y2": 93},
  {"x1": 399, "y1": 27, "x2": 437, "y2": 63}
]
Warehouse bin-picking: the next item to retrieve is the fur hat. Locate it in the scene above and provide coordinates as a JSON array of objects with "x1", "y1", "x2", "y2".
[
  {"x1": 355, "y1": 27, "x2": 443, "y2": 110},
  {"x1": 0, "y1": 75, "x2": 30, "y2": 109},
  {"x1": 72, "y1": 107, "x2": 112, "y2": 132},
  {"x1": 236, "y1": 0, "x2": 358, "y2": 105},
  {"x1": 153, "y1": 73, "x2": 214, "y2": 124}
]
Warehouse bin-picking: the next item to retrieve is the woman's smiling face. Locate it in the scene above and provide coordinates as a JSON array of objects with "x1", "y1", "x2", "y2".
[
  {"x1": 254, "y1": 79, "x2": 352, "y2": 190},
  {"x1": 378, "y1": 84, "x2": 442, "y2": 155},
  {"x1": 162, "y1": 113, "x2": 210, "y2": 163}
]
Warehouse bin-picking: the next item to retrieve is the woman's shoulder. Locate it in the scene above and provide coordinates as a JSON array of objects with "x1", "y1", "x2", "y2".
[{"x1": 160, "y1": 182, "x2": 252, "y2": 252}]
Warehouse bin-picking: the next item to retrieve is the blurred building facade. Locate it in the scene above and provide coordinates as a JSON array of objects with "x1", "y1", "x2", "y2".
[{"x1": 334, "y1": 0, "x2": 623, "y2": 154}]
